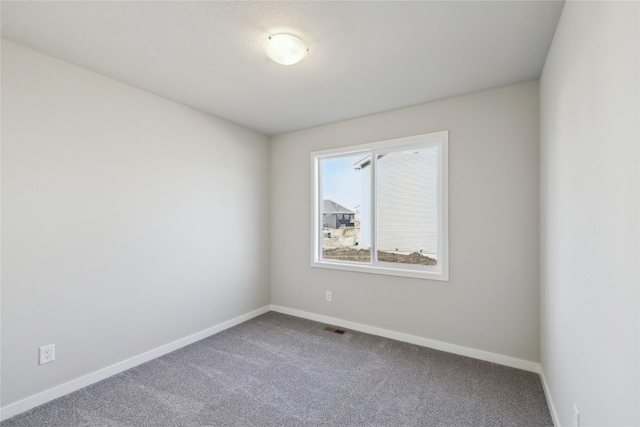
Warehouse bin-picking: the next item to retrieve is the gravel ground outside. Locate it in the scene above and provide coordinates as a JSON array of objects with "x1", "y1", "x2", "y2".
[{"x1": 322, "y1": 247, "x2": 437, "y2": 265}]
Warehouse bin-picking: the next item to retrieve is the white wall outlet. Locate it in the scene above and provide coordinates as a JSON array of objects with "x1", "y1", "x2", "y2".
[
  {"x1": 39, "y1": 344, "x2": 55, "y2": 365},
  {"x1": 573, "y1": 404, "x2": 580, "y2": 427},
  {"x1": 326, "y1": 291, "x2": 332, "y2": 302}
]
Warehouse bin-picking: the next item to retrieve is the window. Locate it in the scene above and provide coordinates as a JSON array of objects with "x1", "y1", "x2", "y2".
[{"x1": 311, "y1": 131, "x2": 449, "y2": 280}]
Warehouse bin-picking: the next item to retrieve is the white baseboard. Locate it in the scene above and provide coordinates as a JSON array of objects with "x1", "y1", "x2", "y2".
[
  {"x1": 0, "y1": 305, "x2": 271, "y2": 422},
  {"x1": 270, "y1": 304, "x2": 541, "y2": 374},
  {"x1": 539, "y1": 368, "x2": 560, "y2": 426}
]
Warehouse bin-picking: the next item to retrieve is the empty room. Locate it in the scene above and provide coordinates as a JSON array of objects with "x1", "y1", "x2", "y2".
[{"x1": 1, "y1": 1, "x2": 638, "y2": 426}]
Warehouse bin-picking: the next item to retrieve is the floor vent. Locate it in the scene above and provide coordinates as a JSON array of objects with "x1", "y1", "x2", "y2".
[{"x1": 324, "y1": 326, "x2": 346, "y2": 335}]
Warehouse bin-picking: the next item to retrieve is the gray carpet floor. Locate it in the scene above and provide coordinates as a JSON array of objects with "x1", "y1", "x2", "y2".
[{"x1": 1, "y1": 312, "x2": 553, "y2": 426}]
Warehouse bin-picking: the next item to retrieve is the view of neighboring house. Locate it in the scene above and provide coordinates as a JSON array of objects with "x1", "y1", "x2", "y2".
[
  {"x1": 322, "y1": 200, "x2": 355, "y2": 229},
  {"x1": 355, "y1": 148, "x2": 438, "y2": 258}
]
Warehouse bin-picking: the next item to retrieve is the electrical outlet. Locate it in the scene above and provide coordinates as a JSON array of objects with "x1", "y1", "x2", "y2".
[
  {"x1": 326, "y1": 291, "x2": 332, "y2": 302},
  {"x1": 573, "y1": 404, "x2": 580, "y2": 427},
  {"x1": 39, "y1": 344, "x2": 55, "y2": 365}
]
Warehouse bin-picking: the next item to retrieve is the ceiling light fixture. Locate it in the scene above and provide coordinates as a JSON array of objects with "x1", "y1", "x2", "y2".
[{"x1": 263, "y1": 34, "x2": 309, "y2": 65}]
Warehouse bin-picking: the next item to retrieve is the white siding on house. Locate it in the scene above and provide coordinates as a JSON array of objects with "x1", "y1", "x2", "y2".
[
  {"x1": 378, "y1": 147, "x2": 438, "y2": 256},
  {"x1": 360, "y1": 147, "x2": 438, "y2": 257}
]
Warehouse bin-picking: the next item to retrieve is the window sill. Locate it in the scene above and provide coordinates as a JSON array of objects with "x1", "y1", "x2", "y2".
[{"x1": 311, "y1": 260, "x2": 449, "y2": 281}]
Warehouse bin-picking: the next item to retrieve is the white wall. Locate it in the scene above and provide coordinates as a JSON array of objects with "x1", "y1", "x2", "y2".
[
  {"x1": 271, "y1": 81, "x2": 540, "y2": 363},
  {"x1": 1, "y1": 40, "x2": 270, "y2": 407},
  {"x1": 539, "y1": 2, "x2": 639, "y2": 426}
]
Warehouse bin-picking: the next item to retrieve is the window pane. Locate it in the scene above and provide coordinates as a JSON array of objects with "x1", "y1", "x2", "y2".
[
  {"x1": 376, "y1": 147, "x2": 438, "y2": 266},
  {"x1": 321, "y1": 155, "x2": 371, "y2": 263}
]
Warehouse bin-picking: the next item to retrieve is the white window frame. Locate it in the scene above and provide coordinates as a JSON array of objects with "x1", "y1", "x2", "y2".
[{"x1": 311, "y1": 131, "x2": 449, "y2": 281}]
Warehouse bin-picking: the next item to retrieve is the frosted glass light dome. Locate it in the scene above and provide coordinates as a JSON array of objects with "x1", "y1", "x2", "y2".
[{"x1": 263, "y1": 34, "x2": 309, "y2": 65}]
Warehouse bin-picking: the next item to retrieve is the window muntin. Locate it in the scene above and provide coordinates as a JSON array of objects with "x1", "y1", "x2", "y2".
[{"x1": 311, "y1": 131, "x2": 449, "y2": 281}]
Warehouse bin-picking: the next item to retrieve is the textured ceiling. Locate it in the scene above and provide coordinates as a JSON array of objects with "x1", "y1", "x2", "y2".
[{"x1": 1, "y1": 1, "x2": 564, "y2": 136}]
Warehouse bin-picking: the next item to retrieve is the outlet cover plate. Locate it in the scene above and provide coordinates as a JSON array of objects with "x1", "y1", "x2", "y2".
[{"x1": 39, "y1": 344, "x2": 55, "y2": 365}]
